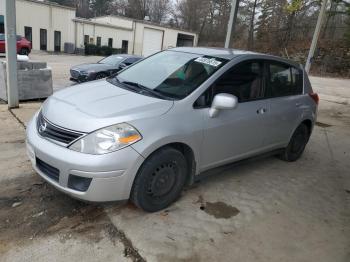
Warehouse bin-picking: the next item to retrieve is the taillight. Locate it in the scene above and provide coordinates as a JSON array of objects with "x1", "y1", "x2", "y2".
[{"x1": 309, "y1": 93, "x2": 319, "y2": 105}]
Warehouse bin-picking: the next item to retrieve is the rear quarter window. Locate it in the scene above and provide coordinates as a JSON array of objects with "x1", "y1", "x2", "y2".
[{"x1": 267, "y1": 62, "x2": 303, "y2": 97}]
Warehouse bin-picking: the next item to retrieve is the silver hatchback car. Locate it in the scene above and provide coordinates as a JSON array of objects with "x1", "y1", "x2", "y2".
[{"x1": 26, "y1": 47, "x2": 318, "y2": 212}]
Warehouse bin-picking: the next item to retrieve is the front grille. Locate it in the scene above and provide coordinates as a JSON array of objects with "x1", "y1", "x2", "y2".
[
  {"x1": 37, "y1": 112, "x2": 84, "y2": 145},
  {"x1": 70, "y1": 69, "x2": 80, "y2": 79},
  {"x1": 36, "y1": 158, "x2": 60, "y2": 182}
]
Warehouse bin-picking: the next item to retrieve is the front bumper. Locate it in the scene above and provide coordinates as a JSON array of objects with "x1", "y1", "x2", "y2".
[
  {"x1": 26, "y1": 113, "x2": 145, "y2": 202},
  {"x1": 70, "y1": 75, "x2": 91, "y2": 83}
]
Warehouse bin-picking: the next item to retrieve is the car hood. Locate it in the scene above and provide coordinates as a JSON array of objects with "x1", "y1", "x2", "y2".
[
  {"x1": 72, "y1": 63, "x2": 117, "y2": 72},
  {"x1": 41, "y1": 80, "x2": 174, "y2": 133}
]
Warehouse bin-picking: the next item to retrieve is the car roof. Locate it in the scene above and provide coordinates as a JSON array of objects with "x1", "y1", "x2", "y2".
[
  {"x1": 170, "y1": 47, "x2": 300, "y2": 67},
  {"x1": 170, "y1": 47, "x2": 261, "y2": 60}
]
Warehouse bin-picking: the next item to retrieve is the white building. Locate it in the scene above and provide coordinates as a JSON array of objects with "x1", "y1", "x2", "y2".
[{"x1": 0, "y1": 0, "x2": 197, "y2": 56}]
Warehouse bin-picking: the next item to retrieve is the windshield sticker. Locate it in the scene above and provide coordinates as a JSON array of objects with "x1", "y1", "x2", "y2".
[{"x1": 195, "y1": 57, "x2": 222, "y2": 67}]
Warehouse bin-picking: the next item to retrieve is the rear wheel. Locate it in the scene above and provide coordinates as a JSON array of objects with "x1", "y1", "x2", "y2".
[
  {"x1": 19, "y1": 48, "x2": 29, "y2": 56},
  {"x1": 131, "y1": 147, "x2": 187, "y2": 212},
  {"x1": 278, "y1": 123, "x2": 310, "y2": 162}
]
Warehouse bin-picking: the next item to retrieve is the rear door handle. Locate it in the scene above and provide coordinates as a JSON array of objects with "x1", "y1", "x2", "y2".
[
  {"x1": 296, "y1": 102, "x2": 302, "y2": 107},
  {"x1": 257, "y1": 108, "x2": 267, "y2": 114}
]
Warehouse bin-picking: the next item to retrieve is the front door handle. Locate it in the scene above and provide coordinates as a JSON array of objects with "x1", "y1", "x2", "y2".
[
  {"x1": 257, "y1": 108, "x2": 267, "y2": 114},
  {"x1": 296, "y1": 102, "x2": 302, "y2": 107}
]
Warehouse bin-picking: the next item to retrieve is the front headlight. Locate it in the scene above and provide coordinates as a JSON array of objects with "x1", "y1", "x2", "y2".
[{"x1": 69, "y1": 123, "x2": 142, "y2": 155}]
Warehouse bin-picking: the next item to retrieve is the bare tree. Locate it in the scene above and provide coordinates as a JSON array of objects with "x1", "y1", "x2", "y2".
[
  {"x1": 125, "y1": 0, "x2": 148, "y2": 20},
  {"x1": 148, "y1": 0, "x2": 171, "y2": 23},
  {"x1": 247, "y1": 0, "x2": 259, "y2": 49},
  {"x1": 108, "y1": 0, "x2": 129, "y2": 16}
]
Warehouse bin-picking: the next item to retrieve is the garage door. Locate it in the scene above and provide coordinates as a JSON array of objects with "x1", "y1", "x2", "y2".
[{"x1": 142, "y1": 28, "x2": 163, "y2": 57}]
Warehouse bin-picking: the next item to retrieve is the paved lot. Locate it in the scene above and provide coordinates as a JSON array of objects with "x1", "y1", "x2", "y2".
[
  {"x1": 30, "y1": 52, "x2": 103, "y2": 91},
  {"x1": 0, "y1": 53, "x2": 349, "y2": 261}
]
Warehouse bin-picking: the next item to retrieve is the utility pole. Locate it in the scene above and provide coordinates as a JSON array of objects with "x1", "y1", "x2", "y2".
[
  {"x1": 225, "y1": 0, "x2": 240, "y2": 48},
  {"x1": 5, "y1": 0, "x2": 19, "y2": 108},
  {"x1": 305, "y1": 0, "x2": 328, "y2": 73}
]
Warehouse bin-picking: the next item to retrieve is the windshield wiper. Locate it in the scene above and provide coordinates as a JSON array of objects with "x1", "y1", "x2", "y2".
[{"x1": 121, "y1": 81, "x2": 171, "y2": 100}]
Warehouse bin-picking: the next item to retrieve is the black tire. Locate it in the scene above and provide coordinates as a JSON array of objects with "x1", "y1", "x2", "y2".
[
  {"x1": 131, "y1": 147, "x2": 188, "y2": 212},
  {"x1": 19, "y1": 48, "x2": 29, "y2": 56},
  {"x1": 278, "y1": 123, "x2": 310, "y2": 162},
  {"x1": 95, "y1": 72, "x2": 107, "y2": 80}
]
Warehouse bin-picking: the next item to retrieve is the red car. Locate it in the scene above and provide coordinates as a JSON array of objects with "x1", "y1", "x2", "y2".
[{"x1": 0, "y1": 33, "x2": 32, "y2": 55}]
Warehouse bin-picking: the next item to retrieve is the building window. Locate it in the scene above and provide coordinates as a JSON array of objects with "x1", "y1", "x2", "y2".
[
  {"x1": 54, "y1": 31, "x2": 61, "y2": 52},
  {"x1": 0, "y1": 15, "x2": 4, "y2": 34},
  {"x1": 84, "y1": 35, "x2": 89, "y2": 46},
  {"x1": 96, "y1": 37, "x2": 101, "y2": 47},
  {"x1": 40, "y1": 29, "x2": 47, "y2": 51},
  {"x1": 24, "y1": 26, "x2": 32, "y2": 44},
  {"x1": 122, "y1": 40, "x2": 128, "y2": 53},
  {"x1": 108, "y1": 38, "x2": 113, "y2": 48}
]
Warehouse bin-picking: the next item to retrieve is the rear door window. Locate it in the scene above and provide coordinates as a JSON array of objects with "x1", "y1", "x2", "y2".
[{"x1": 266, "y1": 62, "x2": 303, "y2": 97}]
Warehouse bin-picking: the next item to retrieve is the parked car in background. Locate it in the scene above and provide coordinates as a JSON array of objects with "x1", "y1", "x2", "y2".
[
  {"x1": 70, "y1": 54, "x2": 143, "y2": 82},
  {"x1": 27, "y1": 47, "x2": 318, "y2": 212},
  {"x1": 0, "y1": 34, "x2": 32, "y2": 55}
]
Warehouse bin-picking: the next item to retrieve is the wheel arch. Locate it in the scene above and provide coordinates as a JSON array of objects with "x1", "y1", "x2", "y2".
[
  {"x1": 285, "y1": 118, "x2": 314, "y2": 148},
  {"x1": 96, "y1": 71, "x2": 108, "y2": 76},
  {"x1": 136, "y1": 142, "x2": 197, "y2": 187},
  {"x1": 301, "y1": 119, "x2": 313, "y2": 135},
  {"x1": 19, "y1": 47, "x2": 30, "y2": 55}
]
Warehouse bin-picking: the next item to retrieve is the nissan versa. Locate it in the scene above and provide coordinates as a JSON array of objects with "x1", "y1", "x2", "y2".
[{"x1": 26, "y1": 47, "x2": 319, "y2": 212}]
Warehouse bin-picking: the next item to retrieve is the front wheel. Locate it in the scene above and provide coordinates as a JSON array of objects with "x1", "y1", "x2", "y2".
[
  {"x1": 95, "y1": 72, "x2": 107, "y2": 80},
  {"x1": 131, "y1": 147, "x2": 187, "y2": 212},
  {"x1": 278, "y1": 123, "x2": 310, "y2": 162}
]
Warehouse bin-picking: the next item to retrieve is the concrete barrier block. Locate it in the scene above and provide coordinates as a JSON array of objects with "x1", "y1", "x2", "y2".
[
  {"x1": 17, "y1": 61, "x2": 33, "y2": 70},
  {"x1": 17, "y1": 61, "x2": 47, "y2": 70},
  {"x1": 0, "y1": 61, "x2": 53, "y2": 102},
  {"x1": 31, "y1": 62, "x2": 47, "y2": 70},
  {"x1": 0, "y1": 62, "x2": 7, "y2": 101},
  {"x1": 17, "y1": 69, "x2": 53, "y2": 100}
]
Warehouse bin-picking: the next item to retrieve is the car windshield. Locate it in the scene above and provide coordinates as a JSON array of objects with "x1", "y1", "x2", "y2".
[
  {"x1": 114, "y1": 50, "x2": 227, "y2": 100},
  {"x1": 99, "y1": 56, "x2": 125, "y2": 66}
]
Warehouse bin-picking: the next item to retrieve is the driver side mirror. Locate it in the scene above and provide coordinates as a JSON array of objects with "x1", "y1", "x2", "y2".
[{"x1": 209, "y1": 93, "x2": 238, "y2": 118}]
